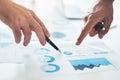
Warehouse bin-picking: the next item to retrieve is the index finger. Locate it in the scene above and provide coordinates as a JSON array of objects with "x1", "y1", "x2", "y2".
[
  {"x1": 76, "y1": 15, "x2": 98, "y2": 45},
  {"x1": 30, "y1": 18, "x2": 46, "y2": 46},
  {"x1": 30, "y1": 11, "x2": 50, "y2": 37}
]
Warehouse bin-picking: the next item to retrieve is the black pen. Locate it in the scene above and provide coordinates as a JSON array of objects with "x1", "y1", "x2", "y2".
[
  {"x1": 45, "y1": 35, "x2": 61, "y2": 53},
  {"x1": 94, "y1": 22, "x2": 117, "y2": 31},
  {"x1": 94, "y1": 22, "x2": 104, "y2": 31}
]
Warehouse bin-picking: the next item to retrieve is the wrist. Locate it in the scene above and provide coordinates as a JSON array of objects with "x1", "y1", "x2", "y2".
[
  {"x1": 0, "y1": 0, "x2": 12, "y2": 20},
  {"x1": 0, "y1": 0, "x2": 8, "y2": 10},
  {"x1": 100, "y1": 0, "x2": 114, "y2": 4},
  {"x1": 0, "y1": 0, "x2": 11, "y2": 13}
]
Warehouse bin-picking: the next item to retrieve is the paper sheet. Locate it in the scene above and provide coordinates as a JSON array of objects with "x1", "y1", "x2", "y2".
[{"x1": 23, "y1": 41, "x2": 120, "y2": 80}]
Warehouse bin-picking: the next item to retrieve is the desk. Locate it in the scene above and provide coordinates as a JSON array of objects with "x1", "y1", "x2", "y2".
[{"x1": 0, "y1": 0, "x2": 120, "y2": 80}]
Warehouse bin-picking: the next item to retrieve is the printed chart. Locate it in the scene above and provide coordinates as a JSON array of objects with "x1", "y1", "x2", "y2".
[{"x1": 24, "y1": 42, "x2": 120, "y2": 80}]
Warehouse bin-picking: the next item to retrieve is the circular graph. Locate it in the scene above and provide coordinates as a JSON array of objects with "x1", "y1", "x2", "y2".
[
  {"x1": 51, "y1": 32, "x2": 66, "y2": 39},
  {"x1": 38, "y1": 55, "x2": 55, "y2": 63},
  {"x1": 41, "y1": 64, "x2": 60, "y2": 73},
  {"x1": 34, "y1": 48, "x2": 50, "y2": 54},
  {"x1": 63, "y1": 51, "x2": 73, "y2": 55}
]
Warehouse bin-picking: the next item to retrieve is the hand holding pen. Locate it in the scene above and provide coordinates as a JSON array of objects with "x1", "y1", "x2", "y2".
[{"x1": 45, "y1": 35, "x2": 61, "y2": 53}]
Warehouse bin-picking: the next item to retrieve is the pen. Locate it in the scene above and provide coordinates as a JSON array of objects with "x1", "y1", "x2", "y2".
[
  {"x1": 45, "y1": 35, "x2": 61, "y2": 53},
  {"x1": 94, "y1": 22, "x2": 104, "y2": 31},
  {"x1": 94, "y1": 21, "x2": 117, "y2": 31}
]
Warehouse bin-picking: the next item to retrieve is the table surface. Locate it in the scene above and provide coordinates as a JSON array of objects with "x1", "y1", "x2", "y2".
[{"x1": 0, "y1": 0, "x2": 120, "y2": 80}]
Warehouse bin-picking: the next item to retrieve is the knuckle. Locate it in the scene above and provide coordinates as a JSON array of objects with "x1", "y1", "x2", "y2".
[
  {"x1": 13, "y1": 26, "x2": 19, "y2": 32},
  {"x1": 29, "y1": 10, "x2": 34, "y2": 14},
  {"x1": 88, "y1": 16, "x2": 95, "y2": 22},
  {"x1": 34, "y1": 26, "x2": 41, "y2": 32},
  {"x1": 21, "y1": 17, "x2": 27, "y2": 22},
  {"x1": 25, "y1": 11, "x2": 33, "y2": 19}
]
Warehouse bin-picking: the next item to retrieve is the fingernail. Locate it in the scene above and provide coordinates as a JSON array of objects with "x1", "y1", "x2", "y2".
[
  {"x1": 15, "y1": 40, "x2": 20, "y2": 44},
  {"x1": 23, "y1": 43, "x2": 27, "y2": 46},
  {"x1": 41, "y1": 41, "x2": 46, "y2": 46},
  {"x1": 100, "y1": 36, "x2": 103, "y2": 39},
  {"x1": 99, "y1": 34, "x2": 103, "y2": 39}
]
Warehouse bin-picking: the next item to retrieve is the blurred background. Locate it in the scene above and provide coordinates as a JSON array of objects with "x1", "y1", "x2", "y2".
[{"x1": 0, "y1": 0, "x2": 120, "y2": 80}]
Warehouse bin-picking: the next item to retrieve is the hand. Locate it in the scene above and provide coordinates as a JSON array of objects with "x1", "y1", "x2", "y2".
[
  {"x1": 76, "y1": 0, "x2": 114, "y2": 45},
  {"x1": 0, "y1": 0, "x2": 50, "y2": 46}
]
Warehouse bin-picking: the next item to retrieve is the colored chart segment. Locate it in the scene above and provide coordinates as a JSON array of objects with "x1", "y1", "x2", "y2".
[
  {"x1": 69, "y1": 58, "x2": 111, "y2": 70},
  {"x1": 41, "y1": 64, "x2": 60, "y2": 73},
  {"x1": 38, "y1": 55, "x2": 55, "y2": 63},
  {"x1": 34, "y1": 48, "x2": 50, "y2": 54},
  {"x1": 63, "y1": 51, "x2": 73, "y2": 55},
  {"x1": 51, "y1": 32, "x2": 66, "y2": 39}
]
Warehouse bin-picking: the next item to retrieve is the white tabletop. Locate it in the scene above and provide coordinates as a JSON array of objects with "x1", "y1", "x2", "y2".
[{"x1": 0, "y1": 0, "x2": 120, "y2": 80}]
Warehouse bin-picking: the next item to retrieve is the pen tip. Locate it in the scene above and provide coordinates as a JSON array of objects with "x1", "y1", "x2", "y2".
[{"x1": 58, "y1": 50, "x2": 62, "y2": 53}]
